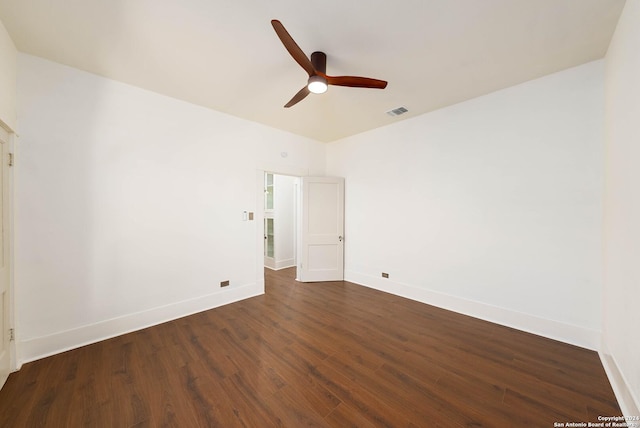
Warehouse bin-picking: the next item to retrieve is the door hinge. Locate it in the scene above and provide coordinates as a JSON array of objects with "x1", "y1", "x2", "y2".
[
  {"x1": 8, "y1": 153, "x2": 13, "y2": 167},
  {"x1": 9, "y1": 328, "x2": 15, "y2": 341}
]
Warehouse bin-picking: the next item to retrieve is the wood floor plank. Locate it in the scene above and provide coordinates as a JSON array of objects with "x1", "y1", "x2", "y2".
[
  {"x1": 325, "y1": 402, "x2": 378, "y2": 428},
  {"x1": 0, "y1": 267, "x2": 622, "y2": 427}
]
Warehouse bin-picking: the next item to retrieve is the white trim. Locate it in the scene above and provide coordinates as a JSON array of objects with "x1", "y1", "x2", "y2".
[
  {"x1": 264, "y1": 259, "x2": 296, "y2": 271},
  {"x1": 0, "y1": 129, "x2": 15, "y2": 382},
  {"x1": 258, "y1": 164, "x2": 308, "y2": 179},
  {"x1": 0, "y1": 119, "x2": 14, "y2": 134},
  {"x1": 264, "y1": 256, "x2": 276, "y2": 270},
  {"x1": 346, "y1": 270, "x2": 601, "y2": 350},
  {"x1": 18, "y1": 282, "x2": 263, "y2": 365},
  {"x1": 7, "y1": 134, "x2": 15, "y2": 373},
  {"x1": 275, "y1": 258, "x2": 295, "y2": 270},
  {"x1": 599, "y1": 344, "x2": 640, "y2": 419}
]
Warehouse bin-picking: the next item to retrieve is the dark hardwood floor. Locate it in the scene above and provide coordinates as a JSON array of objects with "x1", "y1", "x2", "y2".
[{"x1": 0, "y1": 268, "x2": 621, "y2": 427}]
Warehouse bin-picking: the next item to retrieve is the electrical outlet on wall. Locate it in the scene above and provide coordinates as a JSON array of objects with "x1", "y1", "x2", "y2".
[
  {"x1": 382, "y1": 272, "x2": 389, "y2": 278},
  {"x1": 220, "y1": 280, "x2": 230, "y2": 287}
]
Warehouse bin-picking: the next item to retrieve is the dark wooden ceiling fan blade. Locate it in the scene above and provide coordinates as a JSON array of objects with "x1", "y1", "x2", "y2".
[
  {"x1": 271, "y1": 20, "x2": 316, "y2": 77},
  {"x1": 284, "y1": 86, "x2": 311, "y2": 108},
  {"x1": 325, "y1": 75, "x2": 388, "y2": 89}
]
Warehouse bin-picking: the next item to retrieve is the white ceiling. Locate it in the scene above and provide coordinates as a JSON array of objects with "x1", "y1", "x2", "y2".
[{"x1": 0, "y1": 0, "x2": 626, "y2": 142}]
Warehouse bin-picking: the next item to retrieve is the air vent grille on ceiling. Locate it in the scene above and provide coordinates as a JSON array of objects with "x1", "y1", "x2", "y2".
[{"x1": 386, "y1": 106, "x2": 408, "y2": 117}]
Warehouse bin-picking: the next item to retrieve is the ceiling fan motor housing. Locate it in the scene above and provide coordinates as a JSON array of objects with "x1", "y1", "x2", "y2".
[{"x1": 311, "y1": 51, "x2": 327, "y2": 74}]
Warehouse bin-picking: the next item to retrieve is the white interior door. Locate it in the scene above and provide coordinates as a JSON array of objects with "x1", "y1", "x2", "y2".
[
  {"x1": 0, "y1": 128, "x2": 12, "y2": 389},
  {"x1": 298, "y1": 177, "x2": 344, "y2": 282}
]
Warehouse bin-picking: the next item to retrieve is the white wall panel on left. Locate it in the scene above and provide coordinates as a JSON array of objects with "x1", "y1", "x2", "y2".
[{"x1": 15, "y1": 54, "x2": 324, "y2": 364}]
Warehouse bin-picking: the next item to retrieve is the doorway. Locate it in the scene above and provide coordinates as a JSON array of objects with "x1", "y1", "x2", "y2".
[
  {"x1": 256, "y1": 171, "x2": 345, "y2": 287},
  {"x1": 263, "y1": 173, "x2": 299, "y2": 275}
]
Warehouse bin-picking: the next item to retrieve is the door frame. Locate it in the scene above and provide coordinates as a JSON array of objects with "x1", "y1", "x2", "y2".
[
  {"x1": 263, "y1": 172, "x2": 299, "y2": 271},
  {"x1": 255, "y1": 166, "x2": 307, "y2": 287},
  {"x1": 257, "y1": 169, "x2": 301, "y2": 276},
  {"x1": 0, "y1": 123, "x2": 16, "y2": 388}
]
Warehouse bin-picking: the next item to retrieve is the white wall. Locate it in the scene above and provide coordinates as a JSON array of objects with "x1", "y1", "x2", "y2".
[
  {"x1": 15, "y1": 54, "x2": 324, "y2": 364},
  {"x1": 602, "y1": 0, "x2": 640, "y2": 417},
  {"x1": 327, "y1": 61, "x2": 605, "y2": 349},
  {"x1": 0, "y1": 19, "x2": 17, "y2": 131},
  {"x1": 273, "y1": 174, "x2": 296, "y2": 270}
]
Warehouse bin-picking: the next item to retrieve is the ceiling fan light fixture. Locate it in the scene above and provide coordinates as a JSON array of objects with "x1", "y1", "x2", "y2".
[{"x1": 307, "y1": 75, "x2": 328, "y2": 94}]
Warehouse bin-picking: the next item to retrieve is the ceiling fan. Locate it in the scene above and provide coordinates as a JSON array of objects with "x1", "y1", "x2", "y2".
[{"x1": 271, "y1": 20, "x2": 388, "y2": 108}]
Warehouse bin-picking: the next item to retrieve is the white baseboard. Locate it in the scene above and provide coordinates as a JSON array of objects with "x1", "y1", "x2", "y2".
[
  {"x1": 345, "y1": 270, "x2": 601, "y2": 351},
  {"x1": 275, "y1": 258, "x2": 295, "y2": 270},
  {"x1": 599, "y1": 344, "x2": 640, "y2": 419},
  {"x1": 264, "y1": 260, "x2": 296, "y2": 271},
  {"x1": 18, "y1": 281, "x2": 264, "y2": 366}
]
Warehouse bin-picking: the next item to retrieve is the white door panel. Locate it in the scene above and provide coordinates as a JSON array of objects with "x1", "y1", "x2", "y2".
[{"x1": 298, "y1": 177, "x2": 344, "y2": 282}]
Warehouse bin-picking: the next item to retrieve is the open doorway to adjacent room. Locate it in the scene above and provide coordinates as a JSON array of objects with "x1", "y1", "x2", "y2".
[{"x1": 263, "y1": 172, "x2": 299, "y2": 278}]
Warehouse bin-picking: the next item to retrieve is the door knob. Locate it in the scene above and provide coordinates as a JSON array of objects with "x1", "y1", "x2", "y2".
[{"x1": 338, "y1": 236, "x2": 343, "y2": 242}]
